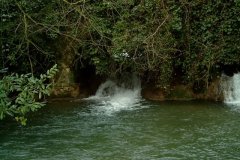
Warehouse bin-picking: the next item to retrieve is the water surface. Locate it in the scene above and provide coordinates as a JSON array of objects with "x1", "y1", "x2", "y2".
[{"x1": 0, "y1": 100, "x2": 240, "y2": 160}]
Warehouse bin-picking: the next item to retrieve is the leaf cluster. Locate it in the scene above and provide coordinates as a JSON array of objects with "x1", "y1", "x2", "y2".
[{"x1": 0, "y1": 65, "x2": 58, "y2": 125}]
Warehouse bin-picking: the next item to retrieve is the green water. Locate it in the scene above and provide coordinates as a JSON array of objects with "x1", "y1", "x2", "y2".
[{"x1": 0, "y1": 100, "x2": 240, "y2": 160}]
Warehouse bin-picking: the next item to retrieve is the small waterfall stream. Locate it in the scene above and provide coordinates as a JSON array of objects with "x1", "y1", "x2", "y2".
[
  {"x1": 222, "y1": 73, "x2": 240, "y2": 107},
  {"x1": 84, "y1": 76, "x2": 144, "y2": 115}
]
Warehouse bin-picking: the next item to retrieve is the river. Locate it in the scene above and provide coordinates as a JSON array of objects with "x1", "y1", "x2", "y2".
[{"x1": 0, "y1": 100, "x2": 240, "y2": 160}]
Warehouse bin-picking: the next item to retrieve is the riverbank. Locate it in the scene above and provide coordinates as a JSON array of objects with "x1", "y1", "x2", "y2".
[{"x1": 50, "y1": 77, "x2": 224, "y2": 102}]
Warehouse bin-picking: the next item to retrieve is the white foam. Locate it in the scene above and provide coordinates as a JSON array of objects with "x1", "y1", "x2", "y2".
[
  {"x1": 221, "y1": 73, "x2": 240, "y2": 111},
  {"x1": 84, "y1": 76, "x2": 144, "y2": 115}
]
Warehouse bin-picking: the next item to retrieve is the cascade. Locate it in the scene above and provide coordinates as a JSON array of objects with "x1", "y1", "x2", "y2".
[
  {"x1": 222, "y1": 73, "x2": 240, "y2": 105},
  {"x1": 84, "y1": 76, "x2": 143, "y2": 115}
]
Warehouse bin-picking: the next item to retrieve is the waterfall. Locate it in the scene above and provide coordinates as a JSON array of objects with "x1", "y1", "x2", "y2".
[
  {"x1": 221, "y1": 73, "x2": 240, "y2": 105},
  {"x1": 84, "y1": 76, "x2": 144, "y2": 115}
]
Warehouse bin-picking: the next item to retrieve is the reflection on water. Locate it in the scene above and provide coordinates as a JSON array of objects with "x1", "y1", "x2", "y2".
[{"x1": 0, "y1": 100, "x2": 240, "y2": 160}]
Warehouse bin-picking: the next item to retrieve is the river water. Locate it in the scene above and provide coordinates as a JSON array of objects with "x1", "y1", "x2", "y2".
[{"x1": 0, "y1": 100, "x2": 240, "y2": 160}]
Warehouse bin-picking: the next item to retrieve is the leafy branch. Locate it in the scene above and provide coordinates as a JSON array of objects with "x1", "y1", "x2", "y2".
[{"x1": 0, "y1": 64, "x2": 58, "y2": 125}]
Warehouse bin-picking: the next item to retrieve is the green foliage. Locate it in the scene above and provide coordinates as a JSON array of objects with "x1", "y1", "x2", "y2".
[
  {"x1": 0, "y1": 65, "x2": 58, "y2": 125},
  {"x1": 1, "y1": 0, "x2": 64, "y2": 73},
  {"x1": 73, "y1": 0, "x2": 176, "y2": 88},
  {"x1": 72, "y1": 0, "x2": 240, "y2": 88},
  {"x1": 1, "y1": 0, "x2": 240, "y2": 90},
  {"x1": 171, "y1": 0, "x2": 240, "y2": 87}
]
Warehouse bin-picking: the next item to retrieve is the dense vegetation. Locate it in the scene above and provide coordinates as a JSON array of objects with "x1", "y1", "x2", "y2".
[
  {"x1": 1, "y1": 1, "x2": 240, "y2": 92},
  {"x1": 0, "y1": 0, "x2": 240, "y2": 86}
]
